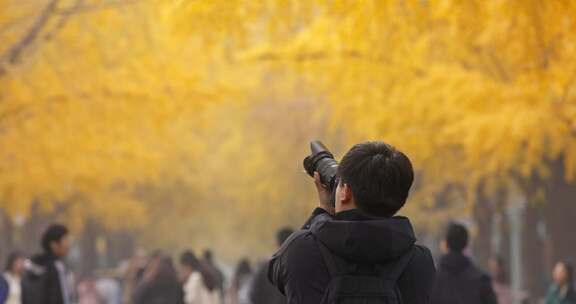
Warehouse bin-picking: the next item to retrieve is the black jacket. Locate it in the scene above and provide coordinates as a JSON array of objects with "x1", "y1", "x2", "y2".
[
  {"x1": 430, "y1": 252, "x2": 497, "y2": 304},
  {"x1": 22, "y1": 252, "x2": 68, "y2": 304},
  {"x1": 133, "y1": 279, "x2": 183, "y2": 304},
  {"x1": 0, "y1": 274, "x2": 8, "y2": 304},
  {"x1": 250, "y1": 261, "x2": 286, "y2": 304},
  {"x1": 268, "y1": 208, "x2": 436, "y2": 304}
]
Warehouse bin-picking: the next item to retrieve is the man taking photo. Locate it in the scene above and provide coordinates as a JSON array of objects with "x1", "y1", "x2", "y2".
[{"x1": 268, "y1": 141, "x2": 436, "y2": 304}]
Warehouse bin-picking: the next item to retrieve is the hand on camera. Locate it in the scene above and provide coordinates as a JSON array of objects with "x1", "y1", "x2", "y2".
[{"x1": 314, "y1": 172, "x2": 335, "y2": 214}]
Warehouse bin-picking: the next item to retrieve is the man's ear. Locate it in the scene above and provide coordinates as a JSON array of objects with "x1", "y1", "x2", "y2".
[
  {"x1": 49, "y1": 241, "x2": 59, "y2": 253},
  {"x1": 440, "y1": 240, "x2": 448, "y2": 254},
  {"x1": 339, "y1": 183, "x2": 353, "y2": 206}
]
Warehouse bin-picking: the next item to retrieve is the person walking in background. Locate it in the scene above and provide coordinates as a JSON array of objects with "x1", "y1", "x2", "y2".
[
  {"x1": 545, "y1": 261, "x2": 576, "y2": 304},
  {"x1": 248, "y1": 228, "x2": 293, "y2": 304},
  {"x1": 22, "y1": 224, "x2": 73, "y2": 304},
  {"x1": 0, "y1": 257, "x2": 8, "y2": 304},
  {"x1": 77, "y1": 276, "x2": 103, "y2": 304},
  {"x1": 488, "y1": 255, "x2": 513, "y2": 304},
  {"x1": 122, "y1": 250, "x2": 148, "y2": 304},
  {"x1": 133, "y1": 254, "x2": 183, "y2": 304},
  {"x1": 180, "y1": 250, "x2": 220, "y2": 304},
  {"x1": 95, "y1": 275, "x2": 122, "y2": 304},
  {"x1": 430, "y1": 222, "x2": 497, "y2": 304},
  {"x1": 202, "y1": 250, "x2": 225, "y2": 301},
  {"x1": 227, "y1": 259, "x2": 251, "y2": 304},
  {"x1": 3, "y1": 251, "x2": 25, "y2": 304}
]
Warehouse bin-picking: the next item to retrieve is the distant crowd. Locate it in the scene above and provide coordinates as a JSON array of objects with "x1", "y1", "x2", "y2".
[
  {"x1": 1, "y1": 141, "x2": 575, "y2": 304},
  {"x1": 0, "y1": 224, "x2": 293, "y2": 304},
  {"x1": 0, "y1": 222, "x2": 573, "y2": 304}
]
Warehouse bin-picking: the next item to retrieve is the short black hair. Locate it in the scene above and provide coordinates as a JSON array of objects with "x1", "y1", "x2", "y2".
[
  {"x1": 276, "y1": 227, "x2": 294, "y2": 247},
  {"x1": 180, "y1": 250, "x2": 200, "y2": 268},
  {"x1": 446, "y1": 222, "x2": 469, "y2": 252},
  {"x1": 338, "y1": 141, "x2": 414, "y2": 217},
  {"x1": 41, "y1": 224, "x2": 69, "y2": 253},
  {"x1": 5, "y1": 251, "x2": 23, "y2": 272}
]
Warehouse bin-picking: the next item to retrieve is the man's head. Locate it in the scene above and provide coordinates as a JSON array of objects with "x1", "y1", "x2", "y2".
[
  {"x1": 203, "y1": 249, "x2": 213, "y2": 263},
  {"x1": 41, "y1": 224, "x2": 70, "y2": 258},
  {"x1": 180, "y1": 250, "x2": 199, "y2": 277},
  {"x1": 276, "y1": 227, "x2": 294, "y2": 247},
  {"x1": 335, "y1": 141, "x2": 414, "y2": 216},
  {"x1": 444, "y1": 222, "x2": 469, "y2": 253}
]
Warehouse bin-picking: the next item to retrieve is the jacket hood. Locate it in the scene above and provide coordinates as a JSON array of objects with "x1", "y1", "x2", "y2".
[
  {"x1": 25, "y1": 252, "x2": 58, "y2": 278},
  {"x1": 310, "y1": 210, "x2": 416, "y2": 264},
  {"x1": 30, "y1": 252, "x2": 57, "y2": 266},
  {"x1": 439, "y1": 252, "x2": 472, "y2": 274}
]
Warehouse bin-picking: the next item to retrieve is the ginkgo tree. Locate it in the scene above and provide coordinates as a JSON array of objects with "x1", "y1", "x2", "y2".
[
  {"x1": 0, "y1": 0, "x2": 234, "y2": 230},
  {"x1": 2, "y1": 0, "x2": 576, "y2": 271},
  {"x1": 171, "y1": 0, "x2": 576, "y2": 262}
]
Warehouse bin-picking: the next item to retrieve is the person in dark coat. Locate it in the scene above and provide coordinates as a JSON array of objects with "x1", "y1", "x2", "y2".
[
  {"x1": 202, "y1": 250, "x2": 225, "y2": 300},
  {"x1": 22, "y1": 224, "x2": 73, "y2": 304},
  {"x1": 268, "y1": 141, "x2": 436, "y2": 304},
  {"x1": 228, "y1": 259, "x2": 252, "y2": 304},
  {"x1": 0, "y1": 271, "x2": 8, "y2": 304},
  {"x1": 249, "y1": 228, "x2": 293, "y2": 304},
  {"x1": 133, "y1": 254, "x2": 183, "y2": 304},
  {"x1": 545, "y1": 261, "x2": 576, "y2": 304},
  {"x1": 430, "y1": 223, "x2": 498, "y2": 304}
]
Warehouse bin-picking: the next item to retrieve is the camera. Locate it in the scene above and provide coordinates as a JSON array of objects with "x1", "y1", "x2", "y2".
[{"x1": 303, "y1": 140, "x2": 339, "y2": 206}]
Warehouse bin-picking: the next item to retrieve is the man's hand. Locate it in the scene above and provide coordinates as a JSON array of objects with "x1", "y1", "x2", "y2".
[{"x1": 314, "y1": 172, "x2": 335, "y2": 214}]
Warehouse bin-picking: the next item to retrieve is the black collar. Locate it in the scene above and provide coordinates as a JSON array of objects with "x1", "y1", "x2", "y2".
[{"x1": 335, "y1": 209, "x2": 391, "y2": 221}]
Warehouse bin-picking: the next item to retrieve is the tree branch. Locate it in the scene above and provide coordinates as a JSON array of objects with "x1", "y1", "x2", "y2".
[
  {"x1": 0, "y1": 0, "x2": 138, "y2": 78},
  {"x1": 53, "y1": 0, "x2": 140, "y2": 15},
  {"x1": 5, "y1": 0, "x2": 61, "y2": 65},
  {"x1": 0, "y1": 0, "x2": 60, "y2": 76}
]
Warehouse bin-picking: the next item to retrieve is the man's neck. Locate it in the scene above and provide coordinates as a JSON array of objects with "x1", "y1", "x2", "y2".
[{"x1": 335, "y1": 203, "x2": 357, "y2": 214}]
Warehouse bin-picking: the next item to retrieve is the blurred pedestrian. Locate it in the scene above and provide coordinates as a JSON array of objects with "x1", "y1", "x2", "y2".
[
  {"x1": 180, "y1": 250, "x2": 219, "y2": 304},
  {"x1": 202, "y1": 250, "x2": 224, "y2": 300},
  {"x1": 121, "y1": 250, "x2": 147, "y2": 304},
  {"x1": 227, "y1": 259, "x2": 251, "y2": 304},
  {"x1": 3, "y1": 251, "x2": 25, "y2": 304},
  {"x1": 133, "y1": 254, "x2": 183, "y2": 304},
  {"x1": 77, "y1": 276, "x2": 103, "y2": 304},
  {"x1": 488, "y1": 255, "x2": 513, "y2": 304},
  {"x1": 0, "y1": 259, "x2": 8, "y2": 304},
  {"x1": 545, "y1": 261, "x2": 576, "y2": 304},
  {"x1": 248, "y1": 228, "x2": 293, "y2": 304},
  {"x1": 95, "y1": 276, "x2": 121, "y2": 304},
  {"x1": 430, "y1": 222, "x2": 497, "y2": 304},
  {"x1": 22, "y1": 223, "x2": 73, "y2": 304}
]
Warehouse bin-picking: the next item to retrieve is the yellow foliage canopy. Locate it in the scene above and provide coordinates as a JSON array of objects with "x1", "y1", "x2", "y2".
[
  {"x1": 1, "y1": 0, "x2": 576, "y2": 255},
  {"x1": 173, "y1": 0, "x2": 576, "y2": 199},
  {"x1": 0, "y1": 0, "x2": 229, "y2": 228}
]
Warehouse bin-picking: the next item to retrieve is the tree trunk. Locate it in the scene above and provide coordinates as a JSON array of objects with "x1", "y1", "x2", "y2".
[
  {"x1": 522, "y1": 203, "x2": 547, "y2": 299},
  {"x1": 21, "y1": 204, "x2": 47, "y2": 254},
  {"x1": 106, "y1": 231, "x2": 136, "y2": 267},
  {"x1": 0, "y1": 210, "x2": 14, "y2": 262},
  {"x1": 473, "y1": 196, "x2": 493, "y2": 269},
  {"x1": 544, "y1": 160, "x2": 576, "y2": 263},
  {"x1": 79, "y1": 219, "x2": 99, "y2": 277}
]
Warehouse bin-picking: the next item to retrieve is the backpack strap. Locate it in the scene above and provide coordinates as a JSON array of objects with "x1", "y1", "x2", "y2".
[
  {"x1": 315, "y1": 237, "x2": 341, "y2": 277},
  {"x1": 377, "y1": 247, "x2": 415, "y2": 282},
  {"x1": 374, "y1": 248, "x2": 415, "y2": 304},
  {"x1": 316, "y1": 238, "x2": 387, "y2": 278}
]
